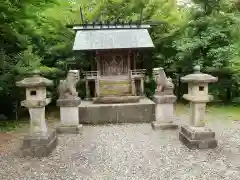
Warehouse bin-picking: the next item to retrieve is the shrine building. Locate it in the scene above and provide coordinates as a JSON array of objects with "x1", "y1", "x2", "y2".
[{"x1": 70, "y1": 13, "x2": 156, "y2": 124}]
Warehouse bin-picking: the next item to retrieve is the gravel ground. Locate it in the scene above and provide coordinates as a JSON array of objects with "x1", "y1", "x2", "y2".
[{"x1": 0, "y1": 115, "x2": 240, "y2": 180}]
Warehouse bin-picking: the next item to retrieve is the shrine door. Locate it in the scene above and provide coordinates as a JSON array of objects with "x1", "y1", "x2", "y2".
[{"x1": 100, "y1": 53, "x2": 128, "y2": 76}]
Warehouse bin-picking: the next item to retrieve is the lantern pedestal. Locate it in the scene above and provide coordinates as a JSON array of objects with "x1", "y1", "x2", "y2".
[
  {"x1": 179, "y1": 125, "x2": 217, "y2": 149},
  {"x1": 21, "y1": 130, "x2": 57, "y2": 157}
]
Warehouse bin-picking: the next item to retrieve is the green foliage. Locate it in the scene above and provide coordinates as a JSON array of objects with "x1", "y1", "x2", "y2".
[
  {"x1": 0, "y1": 120, "x2": 24, "y2": 132},
  {"x1": 173, "y1": 0, "x2": 240, "y2": 101},
  {"x1": 145, "y1": 79, "x2": 156, "y2": 99},
  {"x1": 1, "y1": 0, "x2": 240, "y2": 121}
]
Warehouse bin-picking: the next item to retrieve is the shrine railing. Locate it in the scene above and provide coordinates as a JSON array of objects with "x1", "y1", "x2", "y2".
[
  {"x1": 84, "y1": 71, "x2": 100, "y2": 80},
  {"x1": 130, "y1": 69, "x2": 146, "y2": 79}
]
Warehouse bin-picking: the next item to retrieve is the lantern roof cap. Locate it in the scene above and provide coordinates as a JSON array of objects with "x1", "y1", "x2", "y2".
[
  {"x1": 16, "y1": 70, "x2": 53, "y2": 88},
  {"x1": 181, "y1": 65, "x2": 218, "y2": 83}
]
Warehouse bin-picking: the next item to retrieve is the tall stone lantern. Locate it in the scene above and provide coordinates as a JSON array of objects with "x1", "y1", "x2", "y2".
[
  {"x1": 16, "y1": 71, "x2": 57, "y2": 157},
  {"x1": 179, "y1": 65, "x2": 218, "y2": 149}
]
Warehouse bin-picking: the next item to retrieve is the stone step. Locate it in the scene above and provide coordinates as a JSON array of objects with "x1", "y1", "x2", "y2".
[
  {"x1": 99, "y1": 89, "x2": 131, "y2": 96},
  {"x1": 93, "y1": 96, "x2": 140, "y2": 104},
  {"x1": 99, "y1": 80, "x2": 130, "y2": 84},
  {"x1": 99, "y1": 79, "x2": 131, "y2": 96},
  {"x1": 100, "y1": 75, "x2": 129, "y2": 81},
  {"x1": 99, "y1": 83, "x2": 131, "y2": 87}
]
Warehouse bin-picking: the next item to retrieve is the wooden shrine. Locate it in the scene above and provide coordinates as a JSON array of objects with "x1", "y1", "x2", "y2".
[
  {"x1": 70, "y1": 9, "x2": 155, "y2": 103},
  {"x1": 67, "y1": 8, "x2": 156, "y2": 124}
]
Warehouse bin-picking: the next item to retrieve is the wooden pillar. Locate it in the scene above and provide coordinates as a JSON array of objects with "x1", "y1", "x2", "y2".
[
  {"x1": 140, "y1": 78, "x2": 144, "y2": 96},
  {"x1": 95, "y1": 79, "x2": 100, "y2": 97},
  {"x1": 97, "y1": 60, "x2": 100, "y2": 72},
  {"x1": 128, "y1": 50, "x2": 131, "y2": 72},
  {"x1": 90, "y1": 52, "x2": 95, "y2": 71},
  {"x1": 131, "y1": 78, "x2": 136, "y2": 95},
  {"x1": 128, "y1": 50, "x2": 135, "y2": 95},
  {"x1": 95, "y1": 51, "x2": 100, "y2": 97},
  {"x1": 133, "y1": 51, "x2": 136, "y2": 70},
  {"x1": 85, "y1": 80, "x2": 90, "y2": 99},
  {"x1": 96, "y1": 51, "x2": 100, "y2": 73}
]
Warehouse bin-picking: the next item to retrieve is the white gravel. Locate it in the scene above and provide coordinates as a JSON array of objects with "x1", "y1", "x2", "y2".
[{"x1": 0, "y1": 117, "x2": 240, "y2": 180}]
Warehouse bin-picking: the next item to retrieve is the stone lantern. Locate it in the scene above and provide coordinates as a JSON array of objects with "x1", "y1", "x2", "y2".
[
  {"x1": 179, "y1": 65, "x2": 218, "y2": 149},
  {"x1": 16, "y1": 71, "x2": 57, "y2": 157}
]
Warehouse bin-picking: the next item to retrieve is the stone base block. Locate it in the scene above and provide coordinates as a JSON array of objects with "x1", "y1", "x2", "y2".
[
  {"x1": 20, "y1": 130, "x2": 57, "y2": 157},
  {"x1": 56, "y1": 125, "x2": 82, "y2": 134},
  {"x1": 79, "y1": 98, "x2": 155, "y2": 124},
  {"x1": 153, "y1": 95, "x2": 177, "y2": 104},
  {"x1": 155, "y1": 90, "x2": 173, "y2": 96},
  {"x1": 179, "y1": 125, "x2": 217, "y2": 149},
  {"x1": 57, "y1": 97, "x2": 81, "y2": 107},
  {"x1": 151, "y1": 121, "x2": 178, "y2": 130},
  {"x1": 59, "y1": 106, "x2": 79, "y2": 126}
]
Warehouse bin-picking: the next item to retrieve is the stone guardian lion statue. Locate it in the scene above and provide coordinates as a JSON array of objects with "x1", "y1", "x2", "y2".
[
  {"x1": 58, "y1": 70, "x2": 80, "y2": 99},
  {"x1": 153, "y1": 67, "x2": 174, "y2": 92}
]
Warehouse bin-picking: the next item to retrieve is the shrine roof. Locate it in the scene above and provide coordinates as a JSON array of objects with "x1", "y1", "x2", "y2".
[{"x1": 72, "y1": 27, "x2": 155, "y2": 51}]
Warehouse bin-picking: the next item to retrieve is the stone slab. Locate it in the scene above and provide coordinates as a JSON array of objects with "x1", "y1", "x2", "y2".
[
  {"x1": 20, "y1": 130, "x2": 58, "y2": 157},
  {"x1": 56, "y1": 125, "x2": 83, "y2": 134},
  {"x1": 183, "y1": 94, "x2": 212, "y2": 103},
  {"x1": 99, "y1": 79, "x2": 131, "y2": 96},
  {"x1": 151, "y1": 121, "x2": 178, "y2": 130},
  {"x1": 57, "y1": 98, "x2": 81, "y2": 107},
  {"x1": 21, "y1": 98, "x2": 51, "y2": 108},
  {"x1": 179, "y1": 132, "x2": 217, "y2": 149},
  {"x1": 180, "y1": 125, "x2": 216, "y2": 140},
  {"x1": 155, "y1": 103, "x2": 175, "y2": 123},
  {"x1": 59, "y1": 106, "x2": 79, "y2": 126},
  {"x1": 155, "y1": 90, "x2": 173, "y2": 96},
  {"x1": 78, "y1": 98, "x2": 155, "y2": 124},
  {"x1": 179, "y1": 125, "x2": 217, "y2": 149},
  {"x1": 153, "y1": 95, "x2": 177, "y2": 104}
]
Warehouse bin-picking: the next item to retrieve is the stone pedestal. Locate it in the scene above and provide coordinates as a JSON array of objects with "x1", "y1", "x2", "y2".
[
  {"x1": 179, "y1": 126, "x2": 217, "y2": 149},
  {"x1": 79, "y1": 98, "x2": 155, "y2": 124},
  {"x1": 56, "y1": 97, "x2": 82, "y2": 134},
  {"x1": 151, "y1": 94, "x2": 178, "y2": 130}
]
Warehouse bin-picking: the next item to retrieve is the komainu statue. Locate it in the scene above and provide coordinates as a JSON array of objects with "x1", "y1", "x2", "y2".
[
  {"x1": 153, "y1": 67, "x2": 174, "y2": 94},
  {"x1": 58, "y1": 70, "x2": 80, "y2": 99}
]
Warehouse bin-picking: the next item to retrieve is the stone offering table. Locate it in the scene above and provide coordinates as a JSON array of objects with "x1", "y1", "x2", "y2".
[
  {"x1": 16, "y1": 71, "x2": 57, "y2": 157},
  {"x1": 179, "y1": 66, "x2": 218, "y2": 149}
]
